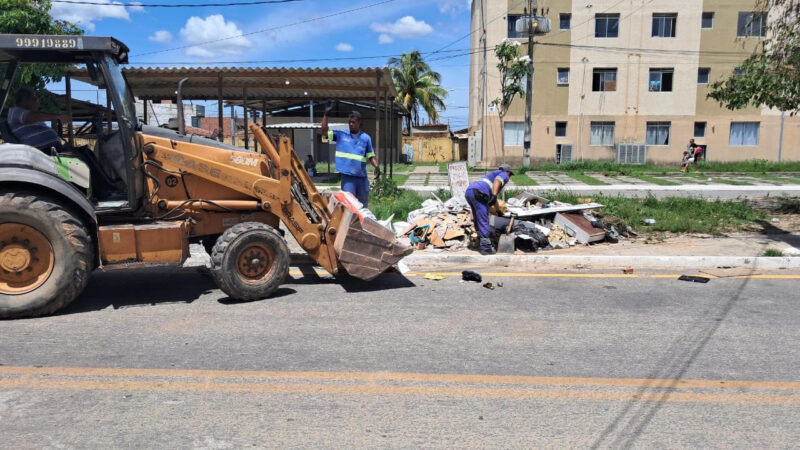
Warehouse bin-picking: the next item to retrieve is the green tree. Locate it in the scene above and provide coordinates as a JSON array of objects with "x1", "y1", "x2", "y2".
[
  {"x1": 388, "y1": 51, "x2": 448, "y2": 130},
  {"x1": 708, "y1": 0, "x2": 800, "y2": 114},
  {"x1": 0, "y1": 0, "x2": 82, "y2": 103},
  {"x1": 491, "y1": 39, "x2": 532, "y2": 161}
]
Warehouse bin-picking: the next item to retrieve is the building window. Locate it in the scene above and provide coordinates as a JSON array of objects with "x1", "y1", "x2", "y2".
[
  {"x1": 560, "y1": 13, "x2": 571, "y2": 30},
  {"x1": 555, "y1": 121, "x2": 567, "y2": 137},
  {"x1": 508, "y1": 14, "x2": 524, "y2": 38},
  {"x1": 730, "y1": 122, "x2": 760, "y2": 146},
  {"x1": 737, "y1": 12, "x2": 766, "y2": 37},
  {"x1": 701, "y1": 12, "x2": 714, "y2": 29},
  {"x1": 592, "y1": 68, "x2": 617, "y2": 92},
  {"x1": 694, "y1": 122, "x2": 707, "y2": 138},
  {"x1": 698, "y1": 68, "x2": 710, "y2": 84},
  {"x1": 504, "y1": 122, "x2": 525, "y2": 146},
  {"x1": 557, "y1": 68, "x2": 570, "y2": 85},
  {"x1": 649, "y1": 68, "x2": 674, "y2": 92},
  {"x1": 590, "y1": 122, "x2": 615, "y2": 146},
  {"x1": 646, "y1": 122, "x2": 671, "y2": 146},
  {"x1": 652, "y1": 13, "x2": 677, "y2": 37},
  {"x1": 595, "y1": 14, "x2": 620, "y2": 38}
]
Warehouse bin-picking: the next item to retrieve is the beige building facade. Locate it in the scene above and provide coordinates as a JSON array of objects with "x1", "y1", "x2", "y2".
[{"x1": 468, "y1": 0, "x2": 800, "y2": 166}]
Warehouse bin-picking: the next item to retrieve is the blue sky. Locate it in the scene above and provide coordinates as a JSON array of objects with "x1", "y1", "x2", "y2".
[{"x1": 49, "y1": 0, "x2": 473, "y2": 129}]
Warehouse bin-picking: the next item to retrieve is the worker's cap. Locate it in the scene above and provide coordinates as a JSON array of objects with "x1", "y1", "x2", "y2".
[
  {"x1": 349, "y1": 111, "x2": 362, "y2": 121},
  {"x1": 499, "y1": 163, "x2": 514, "y2": 175}
]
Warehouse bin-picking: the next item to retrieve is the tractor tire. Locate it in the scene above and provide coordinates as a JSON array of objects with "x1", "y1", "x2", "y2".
[
  {"x1": 209, "y1": 222, "x2": 289, "y2": 300},
  {"x1": 0, "y1": 191, "x2": 94, "y2": 319}
]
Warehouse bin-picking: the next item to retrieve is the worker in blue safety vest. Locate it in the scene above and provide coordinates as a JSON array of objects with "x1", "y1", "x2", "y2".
[
  {"x1": 321, "y1": 105, "x2": 380, "y2": 207},
  {"x1": 465, "y1": 164, "x2": 514, "y2": 255}
]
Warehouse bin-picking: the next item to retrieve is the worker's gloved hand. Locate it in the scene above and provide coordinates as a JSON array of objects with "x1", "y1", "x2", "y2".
[
  {"x1": 374, "y1": 166, "x2": 381, "y2": 179},
  {"x1": 487, "y1": 194, "x2": 497, "y2": 206},
  {"x1": 323, "y1": 100, "x2": 334, "y2": 115}
]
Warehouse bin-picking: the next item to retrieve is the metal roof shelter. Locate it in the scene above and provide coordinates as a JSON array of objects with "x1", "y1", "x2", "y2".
[{"x1": 68, "y1": 66, "x2": 402, "y2": 175}]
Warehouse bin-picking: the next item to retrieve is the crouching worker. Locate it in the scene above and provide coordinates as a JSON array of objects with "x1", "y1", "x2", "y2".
[{"x1": 465, "y1": 163, "x2": 513, "y2": 255}]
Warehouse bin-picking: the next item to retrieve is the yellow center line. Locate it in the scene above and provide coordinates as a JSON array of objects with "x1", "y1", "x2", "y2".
[{"x1": 0, "y1": 366, "x2": 797, "y2": 405}]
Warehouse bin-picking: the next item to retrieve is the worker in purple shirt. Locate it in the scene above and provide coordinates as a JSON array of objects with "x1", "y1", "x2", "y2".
[
  {"x1": 465, "y1": 164, "x2": 514, "y2": 255},
  {"x1": 6, "y1": 87, "x2": 70, "y2": 153}
]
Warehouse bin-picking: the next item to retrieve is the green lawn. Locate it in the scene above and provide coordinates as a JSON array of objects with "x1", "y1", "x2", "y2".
[
  {"x1": 565, "y1": 172, "x2": 608, "y2": 185},
  {"x1": 543, "y1": 192, "x2": 766, "y2": 235},
  {"x1": 633, "y1": 174, "x2": 679, "y2": 186},
  {"x1": 510, "y1": 174, "x2": 537, "y2": 186}
]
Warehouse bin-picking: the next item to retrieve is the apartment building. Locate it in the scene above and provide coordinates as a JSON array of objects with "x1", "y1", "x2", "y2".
[{"x1": 468, "y1": 0, "x2": 799, "y2": 166}]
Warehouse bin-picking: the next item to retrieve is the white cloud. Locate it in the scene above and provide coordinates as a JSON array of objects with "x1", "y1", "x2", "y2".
[
  {"x1": 439, "y1": 0, "x2": 470, "y2": 14},
  {"x1": 50, "y1": 0, "x2": 136, "y2": 32},
  {"x1": 378, "y1": 34, "x2": 394, "y2": 44},
  {"x1": 370, "y1": 16, "x2": 433, "y2": 39},
  {"x1": 179, "y1": 15, "x2": 252, "y2": 59},
  {"x1": 335, "y1": 42, "x2": 354, "y2": 52},
  {"x1": 148, "y1": 30, "x2": 172, "y2": 44}
]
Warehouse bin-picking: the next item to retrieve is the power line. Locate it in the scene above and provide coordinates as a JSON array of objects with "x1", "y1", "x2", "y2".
[
  {"x1": 132, "y1": 0, "x2": 397, "y2": 56},
  {"x1": 51, "y1": 0, "x2": 305, "y2": 6},
  {"x1": 132, "y1": 48, "x2": 471, "y2": 65}
]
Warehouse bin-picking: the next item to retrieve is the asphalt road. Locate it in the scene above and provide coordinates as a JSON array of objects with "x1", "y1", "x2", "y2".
[{"x1": 1, "y1": 266, "x2": 798, "y2": 448}]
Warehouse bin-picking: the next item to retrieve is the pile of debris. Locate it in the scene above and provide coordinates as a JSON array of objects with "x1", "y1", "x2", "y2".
[
  {"x1": 392, "y1": 196, "x2": 473, "y2": 251},
  {"x1": 394, "y1": 192, "x2": 633, "y2": 253}
]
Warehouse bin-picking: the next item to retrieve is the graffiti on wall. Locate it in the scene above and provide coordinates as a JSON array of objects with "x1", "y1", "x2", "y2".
[{"x1": 402, "y1": 137, "x2": 453, "y2": 163}]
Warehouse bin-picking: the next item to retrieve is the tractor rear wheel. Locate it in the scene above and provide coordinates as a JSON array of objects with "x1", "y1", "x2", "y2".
[
  {"x1": 0, "y1": 191, "x2": 94, "y2": 319},
  {"x1": 209, "y1": 222, "x2": 289, "y2": 300}
]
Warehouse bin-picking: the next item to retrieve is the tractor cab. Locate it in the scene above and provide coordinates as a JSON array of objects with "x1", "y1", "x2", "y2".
[{"x1": 0, "y1": 34, "x2": 145, "y2": 214}]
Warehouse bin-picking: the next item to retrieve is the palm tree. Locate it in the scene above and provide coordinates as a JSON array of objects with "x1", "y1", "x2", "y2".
[{"x1": 388, "y1": 51, "x2": 448, "y2": 131}]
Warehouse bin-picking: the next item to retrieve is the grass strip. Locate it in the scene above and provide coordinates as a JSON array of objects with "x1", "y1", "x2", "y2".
[
  {"x1": 633, "y1": 174, "x2": 679, "y2": 186},
  {"x1": 541, "y1": 192, "x2": 766, "y2": 235},
  {"x1": 510, "y1": 174, "x2": 538, "y2": 186},
  {"x1": 566, "y1": 172, "x2": 608, "y2": 185}
]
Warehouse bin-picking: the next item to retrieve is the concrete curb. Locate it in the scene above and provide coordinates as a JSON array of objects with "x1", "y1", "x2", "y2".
[{"x1": 402, "y1": 254, "x2": 800, "y2": 270}]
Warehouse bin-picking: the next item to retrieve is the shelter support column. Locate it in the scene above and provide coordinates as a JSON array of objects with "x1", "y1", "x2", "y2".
[
  {"x1": 217, "y1": 74, "x2": 224, "y2": 141},
  {"x1": 383, "y1": 89, "x2": 388, "y2": 176},
  {"x1": 243, "y1": 88, "x2": 249, "y2": 150},
  {"x1": 375, "y1": 72, "x2": 381, "y2": 168}
]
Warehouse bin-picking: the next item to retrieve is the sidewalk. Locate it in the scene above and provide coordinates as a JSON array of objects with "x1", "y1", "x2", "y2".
[
  {"x1": 393, "y1": 170, "x2": 800, "y2": 199},
  {"x1": 402, "y1": 232, "x2": 800, "y2": 272}
]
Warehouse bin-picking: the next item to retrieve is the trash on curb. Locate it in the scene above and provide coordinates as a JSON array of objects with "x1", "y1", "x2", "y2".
[
  {"x1": 423, "y1": 273, "x2": 444, "y2": 281},
  {"x1": 462, "y1": 270, "x2": 482, "y2": 282},
  {"x1": 401, "y1": 192, "x2": 625, "y2": 254},
  {"x1": 623, "y1": 267, "x2": 634, "y2": 274},
  {"x1": 643, "y1": 218, "x2": 657, "y2": 225},
  {"x1": 678, "y1": 275, "x2": 710, "y2": 283},
  {"x1": 483, "y1": 282, "x2": 495, "y2": 290},
  {"x1": 771, "y1": 217, "x2": 780, "y2": 223}
]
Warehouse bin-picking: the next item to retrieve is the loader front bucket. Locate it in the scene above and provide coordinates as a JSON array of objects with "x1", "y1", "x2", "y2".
[{"x1": 333, "y1": 208, "x2": 412, "y2": 281}]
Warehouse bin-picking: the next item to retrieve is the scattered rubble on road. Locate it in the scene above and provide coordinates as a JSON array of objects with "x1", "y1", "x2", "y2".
[{"x1": 395, "y1": 192, "x2": 634, "y2": 254}]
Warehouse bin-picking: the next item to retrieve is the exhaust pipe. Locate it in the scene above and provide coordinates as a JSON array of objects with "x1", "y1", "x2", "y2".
[{"x1": 176, "y1": 77, "x2": 189, "y2": 135}]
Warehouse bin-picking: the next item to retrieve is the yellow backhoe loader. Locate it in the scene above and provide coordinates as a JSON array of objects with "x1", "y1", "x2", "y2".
[{"x1": 0, "y1": 34, "x2": 410, "y2": 319}]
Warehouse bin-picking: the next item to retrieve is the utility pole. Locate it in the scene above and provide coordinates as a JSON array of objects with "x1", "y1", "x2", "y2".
[
  {"x1": 522, "y1": 0, "x2": 536, "y2": 167},
  {"x1": 479, "y1": 0, "x2": 487, "y2": 167}
]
